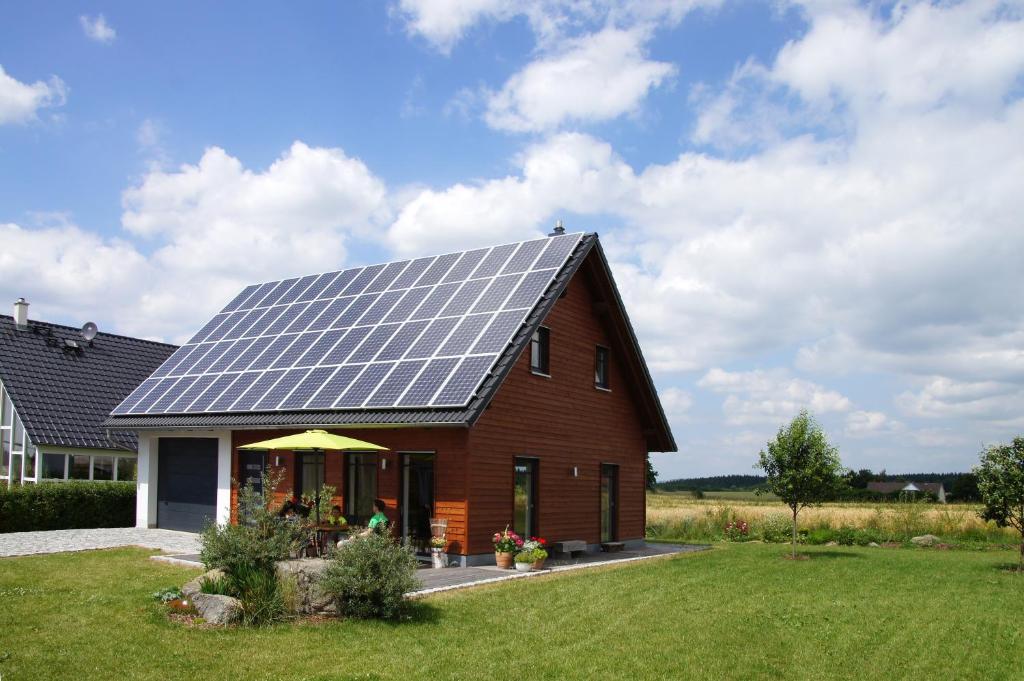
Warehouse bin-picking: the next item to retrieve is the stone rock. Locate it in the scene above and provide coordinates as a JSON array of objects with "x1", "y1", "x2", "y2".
[
  {"x1": 190, "y1": 592, "x2": 241, "y2": 625},
  {"x1": 868, "y1": 542, "x2": 880, "y2": 547},
  {"x1": 825, "y1": 541, "x2": 839, "y2": 546},
  {"x1": 276, "y1": 558, "x2": 336, "y2": 616},
  {"x1": 181, "y1": 568, "x2": 225, "y2": 599},
  {"x1": 910, "y1": 534, "x2": 941, "y2": 546}
]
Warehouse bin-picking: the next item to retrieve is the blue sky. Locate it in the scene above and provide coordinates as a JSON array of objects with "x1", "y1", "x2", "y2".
[{"x1": 2, "y1": 0, "x2": 1023, "y2": 480}]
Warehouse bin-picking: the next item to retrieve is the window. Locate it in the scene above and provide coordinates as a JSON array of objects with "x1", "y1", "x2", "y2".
[
  {"x1": 23, "y1": 446, "x2": 36, "y2": 480},
  {"x1": 295, "y1": 452, "x2": 325, "y2": 498},
  {"x1": 346, "y1": 452, "x2": 378, "y2": 525},
  {"x1": 42, "y1": 454, "x2": 66, "y2": 479},
  {"x1": 70, "y1": 455, "x2": 91, "y2": 480},
  {"x1": 117, "y1": 457, "x2": 137, "y2": 482},
  {"x1": 595, "y1": 346, "x2": 610, "y2": 389},
  {"x1": 513, "y1": 457, "x2": 538, "y2": 538},
  {"x1": 0, "y1": 430, "x2": 9, "y2": 478},
  {"x1": 92, "y1": 456, "x2": 114, "y2": 481},
  {"x1": 530, "y1": 326, "x2": 550, "y2": 375}
]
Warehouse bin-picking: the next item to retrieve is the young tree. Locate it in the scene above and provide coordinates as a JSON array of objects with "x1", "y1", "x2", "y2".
[
  {"x1": 976, "y1": 437, "x2": 1024, "y2": 570},
  {"x1": 757, "y1": 411, "x2": 845, "y2": 558},
  {"x1": 646, "y1": 455, "x2": 657, "y2": 492}
]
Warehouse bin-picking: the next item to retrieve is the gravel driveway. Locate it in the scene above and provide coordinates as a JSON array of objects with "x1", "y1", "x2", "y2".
[{"x1": 0, "y1": 528, "x2": 200, "y2": 558}]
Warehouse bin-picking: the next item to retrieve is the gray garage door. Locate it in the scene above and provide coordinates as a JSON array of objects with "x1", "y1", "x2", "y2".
[{"x1": 157, "y1": 438, "x2": 218, "y2": 532}]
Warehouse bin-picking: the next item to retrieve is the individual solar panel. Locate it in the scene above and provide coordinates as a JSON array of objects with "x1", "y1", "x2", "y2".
[
  {"x1": 405, "y1": 317, "x2": 459, "y2": 359},
  {"x1": 227, "y1": 336, "x2": 273, "y2": 372},
  {"x1": 321, "y1": 326, "x2": 372, "y2": 365},
  {"x1": 471, "y1": 243, "x2": 517, "y2": 278},
  {"x1": 437, "y1": 314, "x2": 492, "y2": 356},
  {"x1": 307, "y1": 297, "x2": 353, "y2": 332},
  {"x1": 364, "y1": 260, "x2": 409, "y2": 293},
  {"x1": 221, "y1": 284, "x2": 261, "y2": 313},
  {"x1": 306, "y1": 365, "x2": 363, "y2": 408},
  {"x1": 415, "y1": 252, "x2": 459, "y2": 287},
  {"x1": 295, "y1": 329, "x2": 346, "y2": 367},
  {"x1": 229, "y1": 370, "x2": 286, "y2": 411},
  {"x1": 243, "y1": 305, "x2": 286, "y2": 337},
  {"x1": 500, "y1": 239, "x2": 547, "y2": 275},
  {"x1": 114, "y1": 232, "x2": 586, "y2": 415},
  {"x1": 335, "y1": 363, "x2": 395, "y2": 408},
  {"x1": 341, "y1": 264, "x2": 384, "y2": 296},
  {"x1": 439, "y1": 278, "x2": 489, "y2": 317},
  {"x1": 409, "y1": 283, "x2": 460, "y2": 320},
  {"x1": 166, "y1": 374, "x2": 216, "y2": 413},
  {"x1": 503, "y1": 269, "x2": 555, "y2": 310},
  {"x1": 432, "y1": 355, "x2": 494, "y2": 406},
  {"x1": 375, "y1": 320, "x2": 429, "y2": 361},
  {"x1": 388, "y1": 257, "x2": 432, "y2": 290},
  {"x1": 277, "y1": 274, "x2": 319, "y2": 305},
  {"x1": 470, "y1": 274, "x2": 523, "y2": 313},
  {"x1": 188, "y1": 373, "x2": 241, "y2": 412},
  {"x1": 471, "y1": 309, "x2": 527, "y2": 353},
  {"x1": 442, "y1": 248, "x2": 488, "y2": 283},
  {"x1": 356, "y1": 290, "x2": 403, "y2": 326},
  {"x1": 397, "y1": 357, "x2": 459, "y2": 406},
  {"x1": 296, "y1": 271, "x2": 340, "y2": 302},
  {"x1": 284, "y1": 299, "x2": 331, "y2": 334},
  {"x1": 366, "y1": 360, "x2": 427, "y2": 406},
  {"x1": 270, "y1": 332, "x2": 321, "y2": 369},
  {"x1": 279, "y1": 366, "x2": 337, "y2": 409},
  {"x1": 254, "y1": 368, "x2": 311, "y2": 410},
  {"x1": 209, "y1": 372, "x2": 260, "y2": 411},
  {"x1": 347, "y1": 324, "x2": 400, "y2": 363}
]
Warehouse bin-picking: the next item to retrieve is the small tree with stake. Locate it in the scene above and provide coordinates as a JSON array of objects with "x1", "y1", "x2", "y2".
[
  {"x1": 757, "y1": 411, "x2": 844, "y2": 558},
  {"x1": 976, "y1": 436, "x2": 1024, "y2": 572}
]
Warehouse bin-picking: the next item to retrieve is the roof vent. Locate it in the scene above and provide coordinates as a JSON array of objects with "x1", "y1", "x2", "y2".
[
  {"x1": 13, "y1": 298, "x2": 28, "y2": 329},
  {"x1": 548, "y1": 220, "x2": 565, "y2": 237}
]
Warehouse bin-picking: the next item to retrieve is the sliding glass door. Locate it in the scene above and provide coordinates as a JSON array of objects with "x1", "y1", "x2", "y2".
[
  {"x1": 600, "y1": 464, "x2": 619, "y2": 543},
  {"x1": 514, "y1": 457, "x2": 538, "y2": 538}
]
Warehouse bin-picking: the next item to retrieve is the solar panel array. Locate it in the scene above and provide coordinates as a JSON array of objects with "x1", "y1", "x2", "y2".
[{"x1": 112, "y1": 233, "x2": 583, "y2": 415}]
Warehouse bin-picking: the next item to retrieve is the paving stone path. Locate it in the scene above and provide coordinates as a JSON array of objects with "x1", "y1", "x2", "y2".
[{"x1": 0, "y1": 528, "x2": 200, "y2": 558}]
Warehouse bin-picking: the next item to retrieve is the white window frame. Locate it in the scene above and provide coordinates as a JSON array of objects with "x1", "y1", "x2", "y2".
[{"x1": 38, "y1": 452, "x2": 138, "y2": 482}]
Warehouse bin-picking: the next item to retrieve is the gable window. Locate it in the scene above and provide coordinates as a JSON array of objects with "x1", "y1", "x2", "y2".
[
  {"x1": 595, "y1": 346, "x2": 610, "y2": 389},
  {"x1": 530, "y1": 327, "x2": 550, "y2": 375}
]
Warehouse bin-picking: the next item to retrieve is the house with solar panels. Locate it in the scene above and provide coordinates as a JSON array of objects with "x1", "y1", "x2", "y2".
[{"x1": 104, "y1": 229, "x2": 676, "y2": 565}]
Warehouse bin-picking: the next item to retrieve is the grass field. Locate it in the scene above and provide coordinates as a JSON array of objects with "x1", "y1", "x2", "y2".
[
  {"x1": 2, "y1": 544, "x2": 1024, "y2": 680},
  {"x1": 646, "y1": 491, "x2": 1014, "y2": 544}
]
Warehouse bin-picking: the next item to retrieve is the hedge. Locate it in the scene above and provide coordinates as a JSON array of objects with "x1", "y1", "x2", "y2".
[{"x1": 0, "y1": 481, "x2": 136, "y2": 533}]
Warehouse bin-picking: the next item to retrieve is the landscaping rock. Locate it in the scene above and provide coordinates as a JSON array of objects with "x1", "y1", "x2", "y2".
[
  {"x1": 181, "y1": 568, "x2": 225, "y2": 599},
  {"x1": 276, "y1": 558, "x2": 336, "y2": 616},
  {"x1": 868, "y1": 542, "x2": 880, "y2": 547},
  {"x1": 825, "y1": 541, "x2": 839, "y2": 546},
  {"x1": 910, "y1": 534, "x2": 941, "y2": 546},
  {"x1": 191, "y1": 592, "x2": 241, "y2": 625}
]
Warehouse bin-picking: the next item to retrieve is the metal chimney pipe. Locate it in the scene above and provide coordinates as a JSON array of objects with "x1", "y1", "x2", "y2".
[
  {"x1": 548, "y1": 220, "x2": 566, "y2": 237},
  {"x1": 13, "y1": 298, "x2": 28, "y2": 329}
]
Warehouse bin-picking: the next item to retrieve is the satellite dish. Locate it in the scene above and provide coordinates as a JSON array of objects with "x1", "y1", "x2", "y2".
[{"x1": 81, "y1": 322, "x2": 98, "y2": 342}]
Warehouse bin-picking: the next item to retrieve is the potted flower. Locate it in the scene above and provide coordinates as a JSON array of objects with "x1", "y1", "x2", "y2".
[
  {"x1": 430, "y1": 536, "x2": 447, "y2": 568},
  {"x1": 514, "y1": 549, "x2": 537, "y2": 572},
  {"x1": 492, "y1": 526, "x2": 522, "y2": 569},
  {"x1": 526, "y1": 537, "x2": 548, "y2": 569}
]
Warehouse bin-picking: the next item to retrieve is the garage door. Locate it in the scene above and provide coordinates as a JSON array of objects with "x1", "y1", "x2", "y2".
[{"x1": 157, "y1": 438, "x2": 218, "y2": 532}]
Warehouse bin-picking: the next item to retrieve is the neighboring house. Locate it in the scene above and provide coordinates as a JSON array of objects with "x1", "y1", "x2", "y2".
[
  {"x1": 0, "y1": 300, "x2": 177, "y2": 487},
  {"x1": 104, "y1": 231, "x2": 676, "y2": 565},
  {"x1": 867, "y1": 481, "x2": 947, "y2": 503}
]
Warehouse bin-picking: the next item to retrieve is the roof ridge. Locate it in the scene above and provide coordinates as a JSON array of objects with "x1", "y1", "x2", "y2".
[{"x1": 0, "y1": 315, "x2": 179, "y2": 349}]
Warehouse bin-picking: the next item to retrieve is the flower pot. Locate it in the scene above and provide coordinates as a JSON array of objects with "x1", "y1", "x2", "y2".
[
  {"x1": 531, "y1": 558, "x2": 545, "y2": 570},
  {"x1": 431, "y1": 549, "x2": 447, "y2": 569},
  {"x1": 495, "y1": 551, "x2": 514, "y2": 569},
  {"x1": 515, "y1": 561, "x2": 533, "y2": 573}
]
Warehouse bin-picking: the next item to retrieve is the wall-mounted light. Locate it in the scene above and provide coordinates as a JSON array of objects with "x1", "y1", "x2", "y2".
[
  {"x1": 381, "y1": 458, "x2": 388, "y2": 471},
  {"x1": 571, "y1": 466, "x2": 579, "y2": 478},
  {"x1": 275, "y1": 456, "x2": 282, "y2": 467}
]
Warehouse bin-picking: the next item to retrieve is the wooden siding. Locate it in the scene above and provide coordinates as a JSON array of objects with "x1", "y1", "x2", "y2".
[{"x1": 466, "y1": 264, "x2": 650, "y2": 554}]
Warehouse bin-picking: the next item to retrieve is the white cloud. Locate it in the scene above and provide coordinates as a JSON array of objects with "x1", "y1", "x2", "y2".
[
  {"x1": 845, "y1": 410, "x2": 902, "y2": 438},
  {"x1": 394, "y1": 0, "x2": 512, "y2": 54},
  {"x1": 660, "y1": 387, "x2": 694, "y2": 422},
  {"x1": 698, "y1": 368, "x2": 852, "y2": 426},
  {"x1": 0, "y1": 65, "x2": 67, "y2": 125},
  {"x1": 896, "y1": 377, "x2": 1024, "y2": 421},
  {"x1": 80, "y1": 14, "x2": 116, "y2": 44},
  {"x1": 483, "y1": 27, "x2": 676, "y2": 132}
]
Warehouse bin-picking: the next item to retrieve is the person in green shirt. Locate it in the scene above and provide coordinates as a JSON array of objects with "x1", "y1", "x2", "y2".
[{"x1": 358, "y1": 499, "x2": 389, "y2": 537}]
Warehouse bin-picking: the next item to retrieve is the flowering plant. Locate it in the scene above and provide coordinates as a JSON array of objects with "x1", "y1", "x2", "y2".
[
  {"x1": 518, "y1": 537, "x2": 548, "y2": 560},
  {"x1": 430, "y1": 536, "x2": 446, "y2": 549},
  {"x1": 515, "y1": 549, "x2": 540, "y2": 563},
  {"x1": 724, "y1": 520, "x2": 749, "y2": 541},
  {"x1": 492, "y1": 526, "x2": 523, "y2": 553}
]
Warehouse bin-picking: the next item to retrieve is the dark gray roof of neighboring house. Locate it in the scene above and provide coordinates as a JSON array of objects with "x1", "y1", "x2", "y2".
[
  {"x1": 867, "y1": 481, "x2": 945, "y2": 494},
  {"x1": 103, "y1": 233, "x2": 677, "y2": 452},
  {"x1": 0, "y1": 314, "x2": 177, "y2": 451}
]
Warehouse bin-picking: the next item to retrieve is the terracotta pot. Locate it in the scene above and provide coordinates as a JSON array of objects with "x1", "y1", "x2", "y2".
[
  {"x1": 495, "y1": 551, "x2": 514, "y2": 569},
  {"x1": 531, "y1": 558, "x2": 545, "y2": 570}
]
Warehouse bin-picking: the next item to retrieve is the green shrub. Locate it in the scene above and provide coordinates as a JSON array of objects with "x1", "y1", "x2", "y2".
[
  {"x1": 758, "y1": 515, "x2": 792, "y2": 543},
  {"x1": 231, "y1": 563, "x2": 286, "y2": 626},
  {"x1": 199, "y1": 574, "x2": 233, "y2": 596},
  {"x1": 834, "y1": 526, "x2": 857, "y2": 546},
  {"x1": 805, "y1": 528, "x2": 835, "y2": 545},
  {"x1": 321, "y1": 533, "x2": 421, "y2": 620},
  {"x1": 0, "y1": 481, "x2": 135, "y2": 533}
]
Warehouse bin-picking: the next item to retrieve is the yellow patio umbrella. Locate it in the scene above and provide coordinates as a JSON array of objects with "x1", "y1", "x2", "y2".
[{"x1": 239, "y1": 429, "x2": 388, "y2": 526}]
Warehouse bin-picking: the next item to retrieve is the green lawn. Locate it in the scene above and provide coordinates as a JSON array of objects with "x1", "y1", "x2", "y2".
[{"x1": 1, "y1": 544, "x2": 1022, "y2": 680}]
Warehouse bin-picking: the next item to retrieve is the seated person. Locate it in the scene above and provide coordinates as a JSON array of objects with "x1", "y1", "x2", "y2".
[
  {"x1": 326, "y1": 505, "x2": 346, "y2": 544},
  {"x1": 357, "y1": 499, "x2": 390, "y2": 538}
]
